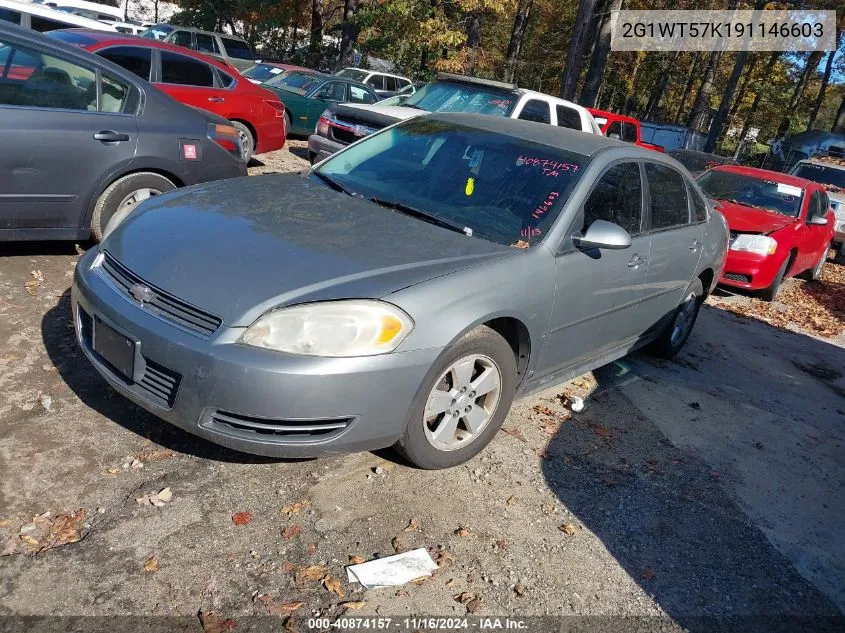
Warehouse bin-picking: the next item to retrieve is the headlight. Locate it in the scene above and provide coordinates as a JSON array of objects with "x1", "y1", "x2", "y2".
[
  {"x1": 316, "y1": 109, "x2": 332, "y2": 136},
  {"x1": 239, "y1": 300, "x2": 414, "y2": 357},
  {"x1": 730, "y1": 234, "x2": 777, "y2": 255}
]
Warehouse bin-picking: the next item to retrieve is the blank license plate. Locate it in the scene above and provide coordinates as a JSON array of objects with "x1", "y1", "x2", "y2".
[{"x1": 93, "y1": 317, "x2": 135, "y2": 380}]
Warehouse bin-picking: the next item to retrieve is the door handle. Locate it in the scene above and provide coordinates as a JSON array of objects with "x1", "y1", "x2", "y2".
[
  {"x1": 93, "y1": 131, "x2": 130, "y2": 142},
  {"x1": 208, "y1": 96, "x2": 225, "y2": 103},
  {"x1": 628, "y1": 255, "x2": 647, "y2": 268},
  {"x1": 689, "y1": 240, "x2": 701, "y2": 251}
]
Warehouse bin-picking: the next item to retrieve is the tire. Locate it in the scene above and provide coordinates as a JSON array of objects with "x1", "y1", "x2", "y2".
[
  {"x1": 800, "y1": 248, "x2": 827, "y2": 281},
  {"x1": 91, "y1": 172, "x2": 175, "y2": 242},
  {"x1": 835, "y1": 243, "x2": 845, "y2": 266},
  {"x1": 648, "y1": 278, "x2": 704, "y2": 359},
  {"x1": 759, "y1": 256, "x2": 790, "y2": 302},
  {"x1": 284, "y1": 112, "x2": 292, "y2": 139},
  {"x1": 395, "y1": 325, "x2": 517, "y2": 469},
  {"x1": 308, "y1": 151, "x2": 317, "y2": 165},
  {"x1": 231, "y1": 120, "x2": 254, "y2": 163}
]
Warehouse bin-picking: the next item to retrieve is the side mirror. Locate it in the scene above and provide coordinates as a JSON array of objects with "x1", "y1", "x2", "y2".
[
  {"x1": 808, "y1": 215, "x2": 828, "y2": 226},
  {"x1": 573, "y1": 219, "x2": 632, "y2": 250}
]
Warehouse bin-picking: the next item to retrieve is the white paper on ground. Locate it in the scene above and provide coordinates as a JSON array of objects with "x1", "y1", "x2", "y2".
[{"x1": 346, "y1": 548, "x2": 439, "y2": 589}]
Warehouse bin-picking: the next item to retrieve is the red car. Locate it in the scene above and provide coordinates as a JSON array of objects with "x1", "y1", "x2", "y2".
[
  {"x1": 587, "y1": 108, "x2": 664, "y2": 152},
  {"x1": 697, "y1": 165, "x2": 835, "y2": 300},
  {"x1": 49, "y1": 30, "x2": 286, "y2": 162}
]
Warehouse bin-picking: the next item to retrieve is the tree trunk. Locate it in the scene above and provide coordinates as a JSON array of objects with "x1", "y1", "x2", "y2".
[
  {"x1": 673, "y1": 52, "x2": 701, "y2": 124},
  {"x1": 622, "y1": 53, "x2": 644, "y2": 115},
  {"x1": 728, "y1": 53, "x2": 758, "y2": 118},
  {"x1": 687, "y1": 51, "x2": 721, "y2": 132},
  {"x1": 833, "y1": 97, "x2": 845, "y2": 134},
  {"x1": 733, "y1": 52, "x2": 779, "y2": 159},
  {"x1": 790, "y1": 51, "x2": 823, "y2": 109},
  {"x1": 307, "y1": 0, "x2": 324, "y2": 68},
  {"x1": 559, "y1": 0, "x2": 599, "y2": 101},
  {"x1": 643, "y1": 51, "x2": 679, "y2": 120},
  {"x1": 465, "y1": 11, "x2": 483, "y2": 73},
  {"x1": 503, "y1": 0, "x2": 534, "y2": 83},
  {"x1": 704, "y1": 50, "x2": 749, "y2": 152},
  {"x1": 808, "y1": 33, "x2": 841, "y2": 130},
  {"x1": 579, "y1": 0, "x2": 620, "y2": 107},
  {"x1": 339, "y1": 0, "x2": 359, "y2": 69},
  {"x1": 153, "y1": 0, "x2": 159, "y2": 23}
]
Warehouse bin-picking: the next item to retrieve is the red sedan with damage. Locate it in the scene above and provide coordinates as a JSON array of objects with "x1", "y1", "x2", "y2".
[
  {"x1": 697, "y1": 165, "x2": 834, "y2": 301},
  {"x1": 49, "y1": 29, "x2": 286, "y2": 162}
]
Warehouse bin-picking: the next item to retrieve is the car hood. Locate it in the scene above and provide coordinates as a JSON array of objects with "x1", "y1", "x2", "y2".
[
  {"x1": 103, "y1": 174, "x2": 514, "y2": 327},
  {"x1": 335, "y1": 103, "x2": 423, "y2": 125},
  {"x1": 714, "y1": 200, "x2": 796, "y2": 234}
]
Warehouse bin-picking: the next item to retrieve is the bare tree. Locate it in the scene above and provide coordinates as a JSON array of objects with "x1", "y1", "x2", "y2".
[
  {"x1": 339, "y1": 0, "x2": 358, "y2": 69},
  {"x1": 559, "y1": 0, "x2": 599, "y2": 101},
  {"x1": 687, "y1": 51, "x2": 722, "y2": 132},
  {"x1": 704, "y1": 50, "x2": 750, "y2": 152},
  {"x1": 733, "y1": 52, "x2": 780, "y2": 159},
  {"x1": 673, "y1": 52, "x2": 701, "y2": 124},
  {"x1": 807, "y1": 31, "x2": 842, "y2": 130},
  {"x1": 834, "y1": 97, "x2": 845, "y2": 134},
  {"x1": 642, "y1": 51, "x2": 680, "y2": 120},
  {"x1": 728, "y1": 53, "x2": 759, "y2": 118},
  {"x1": 308, "y1": 0, "x2": 324, "y2": 68},
  {"x1": 580, "y1": 0, "x2": 621, "y2": 108},
  {"x1": 503, "y1": 0, "x2": 534, "y2": 83}
]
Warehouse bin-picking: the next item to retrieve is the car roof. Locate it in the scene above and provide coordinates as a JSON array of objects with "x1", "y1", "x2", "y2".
[
  {"x1": 54, "y1": 28, "x2": 243, "y2": 74},
  {"x1": 0, "y1": 0, "x2": 117, "y2": 30},
  {"x1": 424, "y1": 112, "x2": 646, "y2": 157},
  {"x1": 669, "y1": 148, "x2": 736, "y2": 161},
  {"x1": 710, "y1": 164, "x2": 817, "y2": 189},
  {"x1": 144, "y1": 23, "x2": 248, "y2": 41}
]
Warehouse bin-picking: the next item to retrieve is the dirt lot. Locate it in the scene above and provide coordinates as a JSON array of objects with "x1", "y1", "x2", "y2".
[{"x1": 1, "y1": 146, "x2": 843, "y2": 632}]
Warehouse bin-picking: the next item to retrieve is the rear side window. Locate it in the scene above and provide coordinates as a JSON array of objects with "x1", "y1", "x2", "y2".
[
  {"x1": 349, "y1": 84, "x2": 374, "y2": 104},
  {"x1": 582, "y1": 162, "x2": 643, "y2": 236},
  {"x1": 195, "y1": 33, "x2": 217, "y2": 53},
  {"x1": 555, "y1": 104, "x2": 581, "y2": 130},
  {"x1": 160, "y1": 50, "x2": 214, "y2": 87},
  {"x1": 215, "y1": 68, "x2": 235, "y2": 88},
  {"x1": 646, "y1": 163, "x2": 690, "y2": 229},
  {"x1": 171, "y1": 30, "x2": 193, "y2": 48},
  {"x1": 366, "y1": 74, "x2": 384, "y2": 90},
  {"x1": 97, "y1": 46, "x2": 152, "y2": 82},
  {"x1": 30, "y1": 15, "x2": 69, "y2": 32},
  {"x1": 220, "y1": 37, "x2": 252, "y2": 60},
  {"x1": 314, "y1": 81, "x2": 346, "y2": 101},
  {"x1": 100, "y1": 72, "x2": 134, "y2": 113},
  {"x1": 621, "y1": 122, "x2": 638, "y2": 143},
  {"x1": 518, "y1": 99, "x2": 551, "y2": 124},
  {"x1": 0, "y1": 7, "x2": 22, "y2": 24},
  {"x1": 688, "y1": 183, "x2": 708, "y2": 222},
  {"x1": 384, "y1": 76, "x2": 397, "y2": 92}
]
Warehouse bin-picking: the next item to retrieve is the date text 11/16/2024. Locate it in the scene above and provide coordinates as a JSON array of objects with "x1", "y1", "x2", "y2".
[{"x1": 306, "y1": 617, "x2": 529, "y2": 630}]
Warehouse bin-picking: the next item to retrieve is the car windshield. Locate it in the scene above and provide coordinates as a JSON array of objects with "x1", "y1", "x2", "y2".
[
  {"x1": 402, "y1": 81, "x2": 517, "y2": 117},
  {"x1": 792, "y1": 162, "x2": 845, "y2": 193},
  {"x1": 336, "y1": 68, "x2": 367, "y2": 81},
  {"x1": 312, "y1": 117, "x2": 587, "y2": 247},
  {"x1": 697, "y1": 170, "x2": 803, "y2": 217},
  {"x1": 243, "y1": 63, "x2": 285, "y2": 82},
  {"x1": 141, "y1": 25, "x2": 172, "y2": 39},
  {"x1": 265, "y1": 70, "x2": 323, "y2": 94}
]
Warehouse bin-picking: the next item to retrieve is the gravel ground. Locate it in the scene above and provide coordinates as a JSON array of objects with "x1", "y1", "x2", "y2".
[{"x1": 1, "y1": 150, "x2": 843, "y2": 632}]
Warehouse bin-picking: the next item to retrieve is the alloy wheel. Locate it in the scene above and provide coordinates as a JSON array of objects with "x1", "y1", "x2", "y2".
[{"x1": 117, "y1": 188, "x2": 162, "y2": 214}]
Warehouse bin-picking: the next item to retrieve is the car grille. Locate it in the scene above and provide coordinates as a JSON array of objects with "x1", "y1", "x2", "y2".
[
  {"x1": 100, "y1": 252, "x2": 222, "y2": 337},
  {"x1": 205, "y1": 409, "x2": 353, "y2": 442},
  {"x1": 723, "y1": 272, "x2": 751, "y2": 283},
  {"x1": 77, "y1": 304, "x2": 181, "y2": 409}
]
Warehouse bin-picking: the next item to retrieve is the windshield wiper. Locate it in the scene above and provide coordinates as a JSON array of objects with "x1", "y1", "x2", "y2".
[
  {"x1": 312, "y1": 172, "x2": 358, "y2": 198},
  {"x1": 369, "y1": 197, "x2": 473, "y2": 236}
]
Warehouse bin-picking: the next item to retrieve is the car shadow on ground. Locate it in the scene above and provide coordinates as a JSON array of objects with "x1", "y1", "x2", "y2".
[
  {"x1": 541, "y1": 305, "x2": 844, "y2": 631},
  {"x1": 287, "y1": 145, "x2": 310, "y2": 161},
  {"x1": 41, "y1": 290, "x2": 301, "y2": 465}
]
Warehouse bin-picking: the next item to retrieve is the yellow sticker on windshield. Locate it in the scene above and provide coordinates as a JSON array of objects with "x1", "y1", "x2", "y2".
[{"x1": 465, "y1": 177, "x2": 475, "y2": 196}]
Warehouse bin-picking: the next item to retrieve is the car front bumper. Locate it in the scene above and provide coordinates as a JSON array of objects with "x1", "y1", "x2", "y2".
[
  {"x1": 718, "y1": 249, "x2": 784, "y2": 291},
  {"x1": 307, "y1": 134, "x2": 345, "y2": 163},
  {"x1": 72, "y1": 249, "x2": 441, "y2": 458}
]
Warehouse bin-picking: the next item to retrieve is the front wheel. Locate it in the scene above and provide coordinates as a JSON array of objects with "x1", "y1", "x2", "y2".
[
  {"x1": 759, "y1": 256, "x2": 790, "y2": 302},
  {"x1": 395, "y1": 326, "x2": 517, "y2": 469},
  {"x1": 649, "y1": 278, "x2": 704, "y2": 359},
  {"x1": 91, "y1": 172, "x2": 175, "y2": 242},
  {"x1": 800, "y1": 248, "x2": 827, "y2": 281}
]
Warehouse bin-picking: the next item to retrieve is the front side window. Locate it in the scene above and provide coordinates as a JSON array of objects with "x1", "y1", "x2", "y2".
[
  {"x1": 688, "y1": 183, "x2": 708, "y2": 222},
  {"x1": 555, "y1": 104, "x2": 581, "y2": 130},
  {"x1": 605, "y1": 120, "x2": 622, "y2": 139},
  {"x1": 314, "y1": 118, "x2": 588, "y2": 247},
  {"x1": 171, "y1": 30, "x2": 193, "y2": 48},
  {"x1": 384, "y1": 76, "x2": 397, "y2": 92},
  {"x1": 621, "y1": 122, "x2": 638, "y2": 143},
  {"x1": 366, "y1": 74, "x2": 384, "y2": 90},
  {"x1": 195, "y1": 33, "x2": 216, "y2": 53},
  {"x1": 97, "y1": 46, "x2": 152, "y2": 82},
  {"x1": 697, "y1": 170, "x2": 804, "y2": 217},
  {"x1": 582, "y1": 163, "x2": 643, "y2": 236},
  {"x1": 0, "y1": 39, "x2": 97, "y2": 111},
  {"x1": 518, "y1": 99, "x2": 551, "y2": 124},
  {"x1": 313, "y1": 81, "x2": 346, "y2": 101},
  {"x1": 646, "y1": 163, "x2": 690, "y2": 229},
  {"x1": 160, "y1": 50, "x2": 214, "y2": 87},
  {"x1": 220, "y1": 37, "x2": 252, "y2": 60},
  {"x1": 403, "y1": 81, "x2": 517, "y2": 117},
  {"x1": 0, "y1": 7, "x2": 22, "y2": 24}
]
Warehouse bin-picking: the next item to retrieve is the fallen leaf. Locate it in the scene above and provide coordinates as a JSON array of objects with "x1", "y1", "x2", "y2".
[
  {"x1": 283, "y1": 561, "x2": 299, "y2": 572},
  {"x1": 282, "y1": 525, "x2": 302, "y2": 540},
  {"x1": 341, "y1": 601, "x2": 367, "y2": 610},
  {"x1": 466, "y1": 598, "x2": 481, "y2": 614},
  {"x1": 348, "y1": 555, "x2": 366, "y2": 565},
  {"x1": 307, "y1": 542, "x2": 317, "y2": 555},
  {"x1": 641, "y1": 568, "x2": 656, "y2": 581},
  {"x1": 514, "y1": 583, "x2": 526, "y2": 596},
  {"x1": 559, "y1": 523, "x2": 578, "y2": 536},
  {"x1": 20, "y1": 535, "x2": 39, "y2": 548},
  {"x1": 198, "y1": 611, "x2": 235, "y2": 633},
  {"x1": 232, "y1": 512, "x2": 253, "y2": 526},
  {"x1": 454, "y1": 526, "x2": 473, "y2": 537},
  {"x1": 494, "y1": 539, "x2": 508, "y2": 550},
  {"x1": 259, "y1": 596, "x2": 304, "y2": 616},
  {"x1": 395, "y1": 590, "x2": 411, "y2": 598},
  {"x1": 434, "y1": 549, "x2": 454, "y2": 568},
  {"x1": 505, "y1": 495, "x2": 517, "y2": 506},
  {"x1": 453, "y1": 592, "x2": 476, "y2": 604},
  {"x1": 403, "y1": 517, "x2": 420, "y2": 532},
  {"x1": 136, "y1": 449, "x2": 174, "y2": 462},
  {"x1": 280, "y1": 501, "x2": 310, "y2": 516},
  {"x1": 299, "y1": 565, "x2": 326, "y2": 581},
  {"x1": 144, "y1": 556, "x2": 159, "y2": 572},
  {"x1": 391, "y1": 536, "x2": 404, "y2": 553},
  {"x1": 157, "y1": 488, "x2": 173, "y2": 502},
  {"x1": 500, "y1": 427, "x2": 526, "y2": 442},
  {"x1": 105, "y1": 468, "x2": 121, "y2": 475},
  {"x1": 322, "y1": 576, "x2": 344, "y2": 598},
  {"x1": 445, "y1": 578, "x2": 456, "y2": 587}
]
